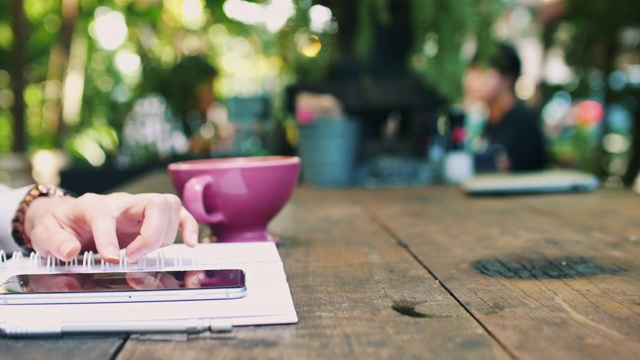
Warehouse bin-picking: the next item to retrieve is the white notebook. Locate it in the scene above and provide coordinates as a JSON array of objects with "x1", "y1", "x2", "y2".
[
  {"x1": 0, "y1": 242, "x2": 298, "y2": 336},
  {"x1": 462, "y1": 169, "x2": 600, "y2": 195}
]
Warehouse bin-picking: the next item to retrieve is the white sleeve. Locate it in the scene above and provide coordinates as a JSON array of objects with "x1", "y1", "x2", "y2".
[{"x1": 0, "y1": 184, "x2": 33, "y2": 253}]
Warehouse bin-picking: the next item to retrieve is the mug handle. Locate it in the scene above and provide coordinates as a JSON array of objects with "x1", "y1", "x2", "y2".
[{"x1": 182, "y1": 175, "x2": 226, "y2": 224}]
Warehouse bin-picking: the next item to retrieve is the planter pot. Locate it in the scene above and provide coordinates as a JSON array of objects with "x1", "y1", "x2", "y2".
[{"x1": 298, "y1": 118, "x2": 359, "y2": 187}]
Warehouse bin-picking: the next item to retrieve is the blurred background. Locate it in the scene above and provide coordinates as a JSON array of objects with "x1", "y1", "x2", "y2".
[{"x1": 0, "y1": 0, "x2": 639, "y2": 192}]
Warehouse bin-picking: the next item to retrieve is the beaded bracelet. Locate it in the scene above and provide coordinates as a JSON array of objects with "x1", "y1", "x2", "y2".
[{"x1": 11, "y1": 184, "x2": 68, "y2": 250}]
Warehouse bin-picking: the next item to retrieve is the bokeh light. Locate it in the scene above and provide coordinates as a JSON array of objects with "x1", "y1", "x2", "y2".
[
  {"x1": 0, "y1": 22, "x2": 13, "y2": 50},
  {"x1": 24, "y1": 84, "x2": 43, "y2": 107},
  {"x1": 23, "y1": 0, "x2": 57, "y2": 22},
  {"x1": 309, "y1": 5, "x2": 333, "y2": 33},
  {"x1": 31, "y1": 149, "x2": 68, "y2": 185},
  {"x1": 602, "y1": 133, "x2": 630, "y2": 154},
  {"x1": 62, "y1": 36, "x2": 88, "y2": 126},
  {"x1": 296, "y1": 32, "x2": 322, "y2": 58},
  {"x1": 90, "y1": 7, "x2": 128, "y2": 50},
  {"x1": 544, "y1": 47, "x2": 573, "y2": 85},
  {"x1": 608, "y1": 70, "x2": 627, "y2": 92},
  {"x1": 70, "y1": 134, "x2": 106, "y2": 167},
  {"x1": 180, "y1": 0, "x2": 206, "y2": 30},
  {"x1": 515, "y1": 75, "x2": 536, "y2": 100},
  {"x1": 606, "y1": 104, "x2": 633, "y2": 133},
  {"x1": 422, "y1": 33, "x2": 439, "y2": 58},
  {"x1": 66, "y1": 127, "x2": 119, "y2": 168},
  {"x1": 180, "y1": 34, "x2": 203, "y2": 54},
  {"x1": 0, "y1": 89, "x2": 14, "y2": 110},
  {"x1": 208, "y1": 22, "x2": 285, "y2": 97},
  {"x1": 624, "y1": 64, "x2": 640, "y2": 86},
  {"x1": 574, "y1": 100, "x2": 604, "y2": 126},
  {"x1": 115, "y1": 48, "x2": 142, "y2": 77},
  {"x1": 542, "y1": 91, "x2": 572, "y2": 129},
  {"x1": 0, "y1": 70, "x2": 9, "y2": 88},
  {"x1": 223, "y1": 0, "x2": 262, "y2": 26},
  {"x1": 223, "y1": 0, "x2": 294, "y2": 33},
  {"x1": 43, "y1": 14, "x2": 62, "y2": 33}
]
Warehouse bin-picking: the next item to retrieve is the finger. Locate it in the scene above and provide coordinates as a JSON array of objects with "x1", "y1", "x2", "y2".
[
  {"x1": 124, "y1": 197, "x2": 173, "y2": 262},
  {"x1": 136, "y1": 194, "x2": 183, "y2": 250},
  {"x1": 178, "y1": 207, "x2": 199, "y2": 247},
  {"x1": 51, "y1": 232, "x2": 82, "y2": 262},
  {"x1": 159, "y1": 194, "x2": 182, "y2": 247},
  {"x1": 30, "y1": 219, "x2": 82, "y2": 262},
  {"x1": 83, "y1": 202, "x2": 121, "y2": 263}
]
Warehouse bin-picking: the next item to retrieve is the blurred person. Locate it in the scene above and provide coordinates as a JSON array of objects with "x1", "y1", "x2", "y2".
[
  {"x1": 463, "y1": 43, "x2": 545, "y2": 172},
  {"x1": 118, "y1": 56, "x2": 235, "y2": 168},
  {"x1": 0, "y1": 183, "x2": 199, "y2": 263}
]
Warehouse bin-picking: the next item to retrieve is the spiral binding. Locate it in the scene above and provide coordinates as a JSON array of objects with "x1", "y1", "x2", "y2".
[{"x1": 0, "y1": 248, "x2": 184, "y2": 272}]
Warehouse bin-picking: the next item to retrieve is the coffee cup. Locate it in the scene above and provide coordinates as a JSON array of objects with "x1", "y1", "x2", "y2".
[{"x1": 168, "y1": 156, "x2": 300, "y2": 243}]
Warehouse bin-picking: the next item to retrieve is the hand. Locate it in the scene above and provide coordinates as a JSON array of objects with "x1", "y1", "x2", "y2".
[{"x1": 24, "y1": 193, "x2": 199, "y2": 263}]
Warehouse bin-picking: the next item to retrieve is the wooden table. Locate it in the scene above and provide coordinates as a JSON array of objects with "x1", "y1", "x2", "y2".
[{"x1": 3, "y1": 170, "x2": 640, "y2": 359}]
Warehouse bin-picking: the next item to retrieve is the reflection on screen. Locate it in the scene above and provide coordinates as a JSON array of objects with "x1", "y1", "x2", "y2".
[{"x1": 1, "y1": 269, "x2": 245, "y2": 293}]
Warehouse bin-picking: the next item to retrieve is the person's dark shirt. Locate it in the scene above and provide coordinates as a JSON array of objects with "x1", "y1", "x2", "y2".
[{"x1": 480, "y1": 101, "x2": 545, "y2": 172}]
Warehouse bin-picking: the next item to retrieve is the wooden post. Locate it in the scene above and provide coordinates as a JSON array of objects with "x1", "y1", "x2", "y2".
[
  {"x1": 56, "y1": 0, "x2": 80, "y2": 144},
  {"x1": 10, "y1": 0, "x2": 26, "y2": 152}
]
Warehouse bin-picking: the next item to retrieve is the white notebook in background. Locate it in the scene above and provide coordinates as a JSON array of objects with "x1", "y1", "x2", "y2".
[
  {"x1": 0, "y1": 242, "x2": 298, "y2": 335},
  {"x1": 462, "y1": 169, "x2": 600, "y2": 195}
]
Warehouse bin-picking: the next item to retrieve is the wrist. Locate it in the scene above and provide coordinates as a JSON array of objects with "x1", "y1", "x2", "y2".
[
  {"x1": 12, "y1": 184, "x2": 69, "y2": 250},
  {"x1": 23, "y1": 196, "x2": 71, "y2": 238}
]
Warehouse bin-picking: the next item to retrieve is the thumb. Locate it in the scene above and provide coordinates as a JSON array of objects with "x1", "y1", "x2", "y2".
[{"x1": 31, "y1": 224, "x2": 82, "y2": 262}]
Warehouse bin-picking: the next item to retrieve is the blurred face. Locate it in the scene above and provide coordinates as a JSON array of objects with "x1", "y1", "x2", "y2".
[{"x1": 463, "y1": 65, "x2": 502, "y2": 105}]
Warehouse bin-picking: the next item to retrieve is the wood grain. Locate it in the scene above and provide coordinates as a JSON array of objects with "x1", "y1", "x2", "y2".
[
  {"x1": 0, "y1": 337, "x2": 126, "y2": 360},
  {"x1": 357, "y1": 186, "x2": 640, "y2": 360},
  {"x1": 16, "y1": 171, "x2": 635, "y2": 359},
  {"x1": 116, "y1": 185, "x2": 508, "y2": 359},
  {"x1": 515, "y1": 190, "x2": 640, "y2": 240}
]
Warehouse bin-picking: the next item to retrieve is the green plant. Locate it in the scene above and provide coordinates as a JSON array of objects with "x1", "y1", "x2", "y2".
[
  {"x1": 409, "y1": 0, "x2": 504, "y2": 104},
  {"x1": 544, "y1": 0, "x2": 640, "y2": 183},
  {"x1": 2, "y1": 0, "x2": 508, "y2": 167},
  {"x1": 308, "y1": 0, "x2": 505, "y2": 103}
]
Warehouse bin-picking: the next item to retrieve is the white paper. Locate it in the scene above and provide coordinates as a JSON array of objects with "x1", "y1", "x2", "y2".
[{"x1": 0, "y1": 243, "x2": 298, "y2": 332}]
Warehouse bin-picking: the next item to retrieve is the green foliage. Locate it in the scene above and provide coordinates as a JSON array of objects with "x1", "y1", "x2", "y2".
[
  {"x1": 543, "y1": 0, "x2": 640, "y2": 179},
  {"x1": 1, "y1": 0, "x2": 508, "y2": 165},
  {"x1": 310, "y1": 0, "x2": 504, "y2": 103},
  {"x1": 559, "y1": 0, "x2": 640, "y2": 82},
  {"x1": 354, "y1": 0, "x2": 391, "y2": 59},
  {"x1": 272, "y1": 1, "x2": 333, "y2": 82},
  {"x1": 0, "y1": 22, "x2": 13, "y2": 50},
  {"x1": 24, "y1": 0, "x2": 60, "y2": 22},
  {"x1": 409, "y1": 0, "x2": 504, "y2": 104},
  {"x1": 63, "y1": 124, "x2": 119, "y2": 167},
  {"x1": 0, "y1": 112, "x2": 11, "y2": 152}
]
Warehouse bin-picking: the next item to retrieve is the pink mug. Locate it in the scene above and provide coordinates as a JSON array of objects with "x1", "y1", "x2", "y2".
[{"x1": 168, "y1": 156, "x2": 300, "y2": 243}]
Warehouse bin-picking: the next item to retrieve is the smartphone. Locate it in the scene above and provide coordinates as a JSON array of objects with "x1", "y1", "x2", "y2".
[{"x1": 0, "y1": 269, "x2": 246, "y2": 305}]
